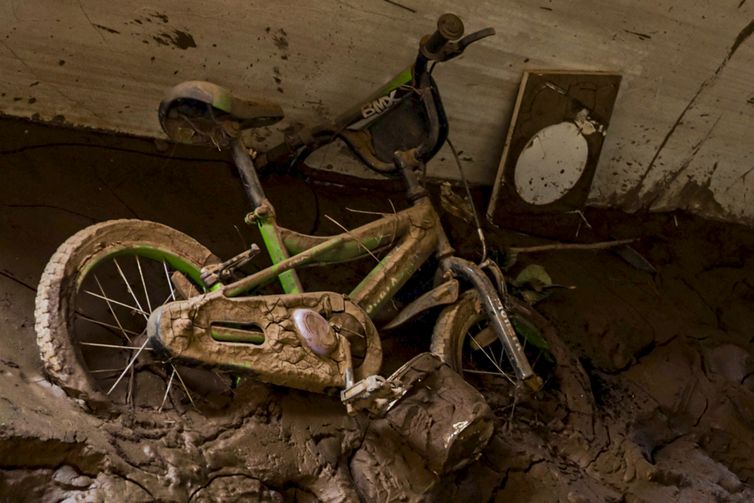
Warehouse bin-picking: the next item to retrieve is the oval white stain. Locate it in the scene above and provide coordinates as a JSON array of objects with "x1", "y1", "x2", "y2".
[{"x1": 514, "y1": 121, "x2": 588, "y2": 205}]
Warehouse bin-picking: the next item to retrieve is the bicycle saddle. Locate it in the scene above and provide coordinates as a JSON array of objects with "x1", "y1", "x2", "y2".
[{"x1": 159, "y1": 81, "x2": 284, "y2": 149}]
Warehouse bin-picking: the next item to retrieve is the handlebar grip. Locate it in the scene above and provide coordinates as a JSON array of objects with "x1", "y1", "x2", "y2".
[{"x1": 423, "y1": 13, "x2": 464, "y2": 54}]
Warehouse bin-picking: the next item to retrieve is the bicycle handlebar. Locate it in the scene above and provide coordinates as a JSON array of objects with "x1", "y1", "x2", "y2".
[
  {"x1": 254, "y1": 13, "x2": 492, "y2": 175},
  {"x1": 421, "y1": 13, "x2": 464, "y2": 57}
]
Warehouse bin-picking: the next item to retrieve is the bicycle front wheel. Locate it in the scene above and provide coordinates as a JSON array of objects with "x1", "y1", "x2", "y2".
[{"x1": 431, "y1": 290, "x2": 556, "y2": 385}]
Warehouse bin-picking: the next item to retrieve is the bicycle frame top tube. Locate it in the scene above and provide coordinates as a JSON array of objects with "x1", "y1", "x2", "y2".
[
  {"x1": 223, "y1": 194, "x2": 447, "y2": 318},
  {"x1": 333, "y1": 66, "x2": 414, "y2": 131}
]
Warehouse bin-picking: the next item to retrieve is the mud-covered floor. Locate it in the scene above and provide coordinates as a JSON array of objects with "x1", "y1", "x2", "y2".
[{"x1": 2, "y1": 117, "x2": 754, "y2": 502}]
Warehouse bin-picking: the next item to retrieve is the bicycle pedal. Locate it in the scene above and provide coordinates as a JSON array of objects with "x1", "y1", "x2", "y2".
[{"x1": 341, "y1": 375, "x2": 403, "y2": 416}]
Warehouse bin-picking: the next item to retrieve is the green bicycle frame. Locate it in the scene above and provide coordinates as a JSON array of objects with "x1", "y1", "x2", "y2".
[{"x1": 225, "y1": 196, "x2": 442, "y2": 318}]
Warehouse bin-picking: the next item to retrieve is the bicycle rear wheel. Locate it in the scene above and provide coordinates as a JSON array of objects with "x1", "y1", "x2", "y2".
[{"x1": 34, "y1": 219, "x2": 230, "y2": 413}]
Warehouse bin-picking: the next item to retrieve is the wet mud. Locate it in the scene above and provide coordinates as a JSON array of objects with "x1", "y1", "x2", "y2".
[{"x1": 1, "y1": 117, "x2": 754, "y2": 501}]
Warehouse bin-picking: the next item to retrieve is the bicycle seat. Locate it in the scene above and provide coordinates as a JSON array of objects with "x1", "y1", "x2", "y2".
[{"x1": 159, "y1": 81, "x2": 284, "y2": 148}]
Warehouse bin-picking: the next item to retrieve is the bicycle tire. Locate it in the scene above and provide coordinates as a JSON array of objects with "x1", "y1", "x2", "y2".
[
  {"x1": 431, "y1": 289, "x2": 595, "y2": 426},
  {"x1": 34, "y1": 219, "x2": 220, "y2": 412},
  {"x1": 432, "y1": 290, "x2": 561, "y2": 386}
]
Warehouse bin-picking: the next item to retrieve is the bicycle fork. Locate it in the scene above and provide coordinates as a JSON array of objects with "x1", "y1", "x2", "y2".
[{"x1": 441, "y1": 256, "x2": 543, "y2": 391}]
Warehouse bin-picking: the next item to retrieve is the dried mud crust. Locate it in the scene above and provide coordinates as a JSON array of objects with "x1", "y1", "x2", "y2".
[
  {"x1": 4, "y1": 116, "x2": 754, "y2": 501},
  {"x1": 34, "y1": 219, "x2": 219, "y2": 411},
  {"x1": 350, "y1": 354, "x2": 494, "y2": 500}
]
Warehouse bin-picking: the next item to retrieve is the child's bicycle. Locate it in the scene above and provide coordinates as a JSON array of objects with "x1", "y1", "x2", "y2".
[{"x1": 35, "y1": 14, "x2": 564, "y2": 427}]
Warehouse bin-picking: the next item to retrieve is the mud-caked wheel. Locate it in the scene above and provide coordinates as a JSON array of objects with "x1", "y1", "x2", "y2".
[
  {"x1": 431, "y1": 290, "x2": 594, "y2": 421},
  {"x1": 34, "y1": 219, "x2": 233, "y2": 413},
  {"x1": 431, "y1": 291, "x2": 553, "y2": 383}
]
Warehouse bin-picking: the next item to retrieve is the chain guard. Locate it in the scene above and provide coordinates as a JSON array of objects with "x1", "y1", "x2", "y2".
[{"x1": 148, "y1": 291, "x2": 382, "y2": 394}]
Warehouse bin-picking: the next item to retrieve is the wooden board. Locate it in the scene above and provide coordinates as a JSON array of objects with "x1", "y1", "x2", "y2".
[{"x1": 487, "y1": 71, "x2": 620, "y2": 227}]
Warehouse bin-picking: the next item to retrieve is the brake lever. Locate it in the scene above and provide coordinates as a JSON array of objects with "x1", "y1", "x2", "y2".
[{"x1": 441, "y1": 28, "x2": 496, "y2": 62}]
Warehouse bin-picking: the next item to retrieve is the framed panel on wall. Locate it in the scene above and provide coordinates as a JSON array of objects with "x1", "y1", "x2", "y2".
[{"x1": 487, "y1": 71, "x2": 621, "y2": 229}]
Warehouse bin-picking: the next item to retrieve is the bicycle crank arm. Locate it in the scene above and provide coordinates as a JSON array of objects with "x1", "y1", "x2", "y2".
[{"x1": 147, "y1": 290, "x2": 382, "y2": 394}]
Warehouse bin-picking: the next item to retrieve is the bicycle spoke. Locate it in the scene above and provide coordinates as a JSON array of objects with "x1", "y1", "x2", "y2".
[
  {"x1": 171, "y1": 364, "x2": 197, "y2": 410},
  {"x1": 89, "y1": 367, "x2": 128, "y2": 374},
  {"x1": 469, "y1": 325, "x2": 496, "y2": 350},
  {"x1": 530, "y1": 350, "x2": 544, "y2": 369},
  {"x1": 324, "y1": 214, "x2": 381, "y2": 264},
  {"x1": 334, "y1": 324, "x2": 365, "y2": 338},
  {"x1": 76, "y1": 314, "x2": 141, "y2": 338},
  {"x1": 83, "y1": 290, "x2": 148, "y2": 317},
  {"x1": 468, "y1": 334, "x2": 515, "y2": 385},
  {"x1": 135, "y1": 256, "x2": 153, "y2": 313},
  {"x1": 163, "y1": 261, "x2": 176, "y2": 302},
  {"x1": 127, "y1": 366, "x2": 135, "y2": 404},
  {"x1": 113, "y1": 258, "x2": 149, "y2": 321},
  {"x1": 106, "y1": 338, "x2": 150, "y2": 395},
  {"x1": 464, "y1": 368, "x2": 512, "y2": 376},
  {"x1": 158, "y1": 290, "x2": 174, "y2": 307},
  {"x1": 94, "y1": 274, "x2": 133, "y2": 343},
  {"x1": 159, "y1": 367, "x2": 176, "y2": 412},
  {"x1": 79, "y1": 341, "x2": 152, "y2": 351}
]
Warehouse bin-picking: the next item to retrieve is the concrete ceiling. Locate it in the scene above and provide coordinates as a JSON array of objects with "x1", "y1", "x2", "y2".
[{"x1": 1, "y1": 1, "x2": 752, "y2": 225}]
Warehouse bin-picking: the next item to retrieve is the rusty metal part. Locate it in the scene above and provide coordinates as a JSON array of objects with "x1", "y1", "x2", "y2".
[
  {"x1": 148, "y1": 291, "x2": 382, "y2": 393},
  {"x1": 200, "y1": 244, "x2": 261, "y2": 287},
  {"x1": 383, "y1": 279, "x2": 459, "y2": 330},
  {"x1": 341, "y1": 374, "x2": 403, "y2": 416}
]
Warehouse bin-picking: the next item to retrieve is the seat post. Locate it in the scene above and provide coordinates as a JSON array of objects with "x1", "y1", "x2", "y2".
[
  {"x1": 231, "y1": 139, "x2": 303, "y2": 294},
  {"x1": 232, "y1": 140, "x2": 267, "y2": 209}
]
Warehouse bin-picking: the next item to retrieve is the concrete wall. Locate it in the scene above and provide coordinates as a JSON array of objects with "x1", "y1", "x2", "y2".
[{"x1": 1, "y1": 1, "x2": 752, "y2": 224}]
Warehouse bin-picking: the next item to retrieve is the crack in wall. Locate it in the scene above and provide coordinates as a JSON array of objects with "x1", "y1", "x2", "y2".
[
  {"x1": 642, "y1": 114, "x2": 722, "y2": 208},
  {"x1": 0, "y1": 41, "x2": 103, "y2": 121},
  {"x1": 76, "y1": 0, "x2": 106, "y2": 44},
  {"x1": 625, "y1": 20, "x2": 754, "y2": 208}
]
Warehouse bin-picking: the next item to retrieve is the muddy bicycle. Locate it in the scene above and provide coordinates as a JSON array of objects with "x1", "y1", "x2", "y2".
[{"x1": 34, "y1": 14, "x2": 565, "y2": 424}]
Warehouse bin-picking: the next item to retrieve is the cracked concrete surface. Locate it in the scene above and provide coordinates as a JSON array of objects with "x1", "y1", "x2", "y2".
[{"x1": 2, "y1": 118, "x2": 754, "y2": 501}]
